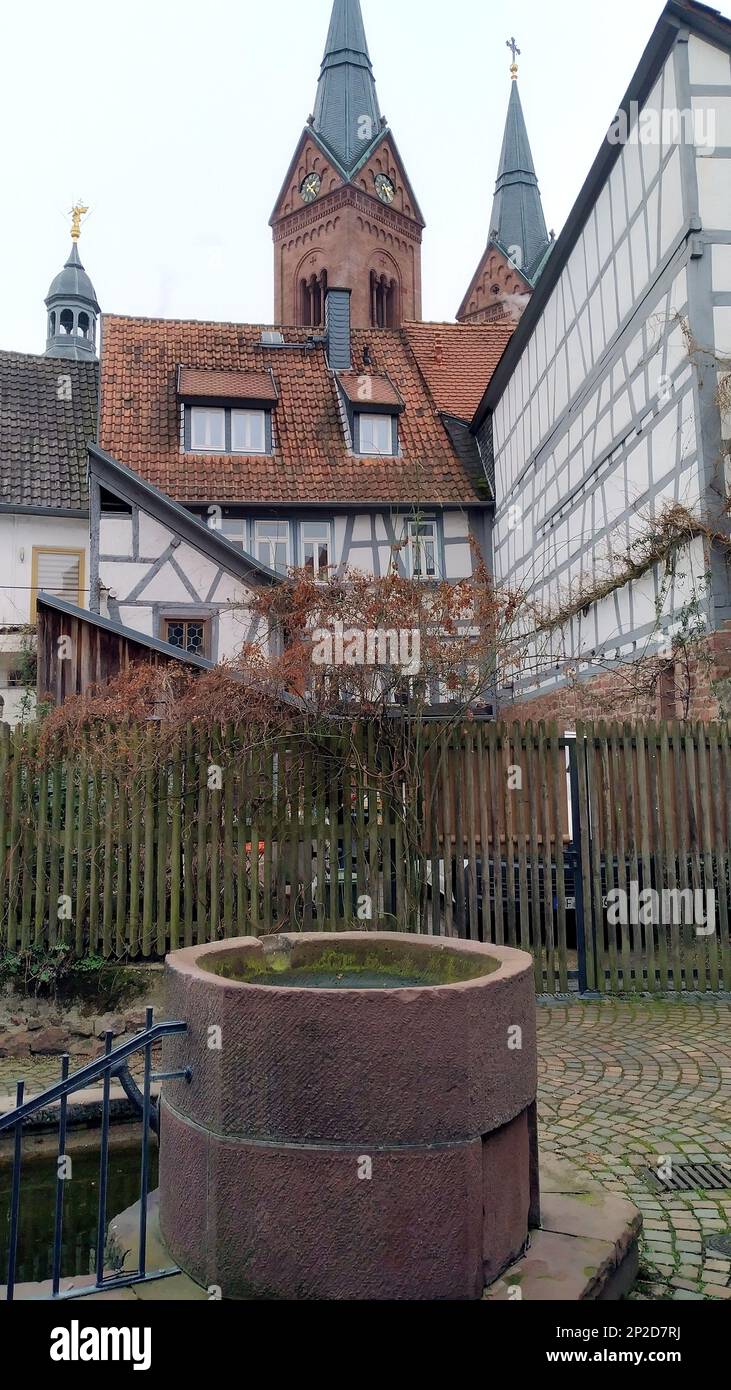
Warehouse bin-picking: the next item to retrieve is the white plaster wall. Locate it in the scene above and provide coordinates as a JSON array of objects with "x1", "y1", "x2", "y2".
[
  {"x1": 208, "y1": 573, "x2": 253, "y2": 606},
  {"x1": 117, "y1": 605, "x2": 154, "y2": 636},
  {"x1": 217, "y1": 607, "x2": 262, "y2": 659},
  {"x1": 493, "y1": 49, "x2": 688, "y2": 502},
  {"x1": 136, "y1": 564, "x2": 193, "y2": 604},
  {"x1": 99, "y1": 516, "x2": 134, "y2": 558},
  {"x1": 137, "y1": 514, "x2": 174, "y2": 558},
  {"x1": 445, "y1": 543, "x2": 473, "y2": 579},
  {"x1": 488, "y1": 37, "x2": 722, "y2": 695},
  {"x1": 712, "y1": 243, "x2": 731, "y2": 287},
  {"x1": 689, "y1": 33, "x2": 731, "y2": 84},
  {"x1": 696, "y1": 159, "x2": 731, "y2": 228},
  {"x1": 714, "y1": 307, "x2": 731, "y2": 354},
  {"x1": 99, "y1": 561, "x2": 152, "y2": 597},
  {"x1": 0, "y1": 513, "x2": 89, "y2": 628}
]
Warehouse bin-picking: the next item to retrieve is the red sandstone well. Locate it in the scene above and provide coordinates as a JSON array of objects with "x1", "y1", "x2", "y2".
[{"x1": 159, "y1": 931, "x2": 539, "y2": 1300}]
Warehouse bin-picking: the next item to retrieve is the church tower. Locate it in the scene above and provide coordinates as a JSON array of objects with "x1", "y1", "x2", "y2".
[
  {"x1": 270, "y1": 0, "x2": 424, "y2": 329},
  {"x1": 45, "y1": 204, "x2": 100, "y2": 359},
  {"x1": 458, "y1": 41, "x2": 553, "y2": 324}
]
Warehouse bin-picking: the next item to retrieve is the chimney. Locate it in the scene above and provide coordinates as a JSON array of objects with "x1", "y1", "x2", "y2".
[{"x1": 325, "y1": 288, "x2": 352, "y2": 371}]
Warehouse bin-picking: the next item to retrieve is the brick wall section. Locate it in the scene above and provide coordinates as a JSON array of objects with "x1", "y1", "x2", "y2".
[
  {"x1": 274, "y1": 193, "x2": 422, "y2": 328},
  {"x1": 500, "y1": 623, "x2": 731, "y2": 729},
  {"x1": 271, "y1": 136, "x2": 423, "y2": 330}
]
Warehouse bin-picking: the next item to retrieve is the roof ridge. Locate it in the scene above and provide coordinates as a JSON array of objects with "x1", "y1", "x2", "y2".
[
  {"x1": 0, "y1": 347, "x2": 99, "y2": 366},
  {"x1": 402, "y1": 319, "x2": 514, "y2": 332}
]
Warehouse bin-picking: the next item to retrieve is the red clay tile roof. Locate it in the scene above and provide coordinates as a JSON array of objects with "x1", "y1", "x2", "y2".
[
  {"x1": 336, "y1": 372, "x2": 404, "y2": 410},
  {"x1": 99, "y1": 316, "x2": 509, "y2": 505},
  {"x1": 402, "y1": 320, "x2": 514, "y2": 420},
  {"x1": 177, "y1": 367, "x2": 278, "y2": 402}
]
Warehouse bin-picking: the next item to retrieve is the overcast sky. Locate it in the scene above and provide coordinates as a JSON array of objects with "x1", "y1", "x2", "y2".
[{"x1": 2, "y1": 0, "x2": 729, "y2": 354}]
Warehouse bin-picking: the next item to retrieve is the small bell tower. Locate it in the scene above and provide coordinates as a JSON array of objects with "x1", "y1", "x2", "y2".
[{"x1": 45, "y1": 203, "x2": 100, "y2": 360}]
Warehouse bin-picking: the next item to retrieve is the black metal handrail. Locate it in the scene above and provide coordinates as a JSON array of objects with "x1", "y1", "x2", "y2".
[{"x1": 0, "y1": 1007, "x2": 189, "y2": 1302}]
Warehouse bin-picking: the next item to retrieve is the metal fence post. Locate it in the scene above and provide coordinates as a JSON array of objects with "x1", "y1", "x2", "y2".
[{"x1": 566, "y1": 733, "x2": 589, "y2": 994}]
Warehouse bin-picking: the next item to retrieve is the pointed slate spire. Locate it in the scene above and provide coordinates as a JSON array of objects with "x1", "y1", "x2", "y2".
[
  {"x1": 312, "y1": 0, "x2": 382, "y2": 171},
  {"x1": 489, "y1": 79, "x2": 550, "y2": 281}
]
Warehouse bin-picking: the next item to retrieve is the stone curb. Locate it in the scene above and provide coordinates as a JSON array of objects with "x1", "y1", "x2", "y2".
[{"x1": 484, "y1": 1155, "x2": 642, "y2": 1301}]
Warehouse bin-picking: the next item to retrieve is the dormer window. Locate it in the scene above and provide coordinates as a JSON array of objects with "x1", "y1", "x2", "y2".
[
  {"x1": 188, "y1": 406, "x2": 268, "y2": 454},
  {"x1": 231, "y1": 409, "x2": 266, "y2": 453},
  {"x1": 190, "y1": 407, "x2": 226, "y2": 451},
  {"x1": 335, "y1": 371, "x2": 404, "y2": 458},
  {"x1": 178, "y1": 368, "x2": 278, "y2": 456},
  {"x1": 358, "y1": 413, "x2": 394, "y2": 456}
]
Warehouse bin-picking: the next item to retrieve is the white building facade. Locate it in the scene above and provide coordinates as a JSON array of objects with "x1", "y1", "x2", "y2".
[{"x1": 474, "y1": 3, "x2": 731, "y2": 712}]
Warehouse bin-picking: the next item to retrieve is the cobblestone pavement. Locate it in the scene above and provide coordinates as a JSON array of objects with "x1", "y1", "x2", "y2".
[
  {"x1": 4, "y1": 999, "x2": 730, "y2": 1302},
  {"x1": 537, "y1": 998, "x2": 731, "y2": 1301}
]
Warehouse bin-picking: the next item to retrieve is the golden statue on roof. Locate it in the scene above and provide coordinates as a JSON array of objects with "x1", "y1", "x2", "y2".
[{"x1": 69, "y1": 202, "x2": 89, "y2": 241}]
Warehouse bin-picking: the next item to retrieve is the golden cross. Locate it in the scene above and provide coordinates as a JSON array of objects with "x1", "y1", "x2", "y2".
[
  {"x1": 69, "y1": 202, "x2": 89, "y2": 241},
  {"x1": 506, "y1": 36, "x2": 521, "y2": 78}
]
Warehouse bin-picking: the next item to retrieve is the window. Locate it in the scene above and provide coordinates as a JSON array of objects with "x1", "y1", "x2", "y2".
[
  {"x1": 32, "y1": 548, "x2": 85, "y2": 606},
  {"x1": 299, "y1": 269, "x2": 328, "y2": 327},
  {"x1": 358, "y1": 413, "x2": 394, "y2": 456},
  {"x1": 301, "y1": 522, "x2": 331, "y2": 581},
  {"x1": 165, "y1": 618, "x2": 208, "y2": 657},
  {"x1": 255, "y1": 521, "x2": 289, "y2": 574},
  {"x1": 221, "y1": 516, "x2": 247, "y2": 547},
  {"x1": 59, "y1": 309, "x2": 74, "y2": 336},
  {"x1": 190, "y1": 407, "x2": 226, "y2": 451},
  {"x1": 231, "y1": 410, "x2": 266, "y2": 454},
  {"x1": 408, "y1": 520, "x2": 437, "y2": 579},
  {"x1": 370, "y1": 271, "x2": 399, "y2": 328},
  {"x1": 187, "y1": 406, "x2": 269, "y2": 454}
]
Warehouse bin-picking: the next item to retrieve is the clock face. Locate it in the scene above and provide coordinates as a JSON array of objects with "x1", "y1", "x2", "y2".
[
  {"x1": 300, "y1": 172, "x2": 321, "y2": 204},
  {"x1": 374, "y1": 173, "x2": 396, "y2": 204}
]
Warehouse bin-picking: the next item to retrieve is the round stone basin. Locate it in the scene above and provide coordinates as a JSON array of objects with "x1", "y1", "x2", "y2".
[
  {"x1": 159, "y1": 931, "x2": 539, "y2": 1301},
  {"x1": 202, "y1": 937, "x2": 501, "y2": 990}
]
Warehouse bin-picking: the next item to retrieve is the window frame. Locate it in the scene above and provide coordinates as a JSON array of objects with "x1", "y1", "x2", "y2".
[
  {"x1": 253, "y1": 519, "x2": 291, "y2": 575},
  {"x1": 189, "y1": 406, "x2": 226, "y2": 453},
  {"x1": 31, "y1": 547, "x2": 86, "y2": 609},
  {"x1": 230, "y1": 408, "x2": 267, "y2": 455},
  {"x1": 219, "y1": 514, "x2": 248, "y2": 548},
  {"x1": 300, "y1": 520, "x2": 333, "y2": 582},
  {"x1": 406, "y1": 518, "x2": 439, "y2": 580},
  {"x1": 355, "y1": 411, "x2": 397, "y2": 457},
  {"x1": 162, "y1": 614, "x2": 211, "y2": 659},
  {"x1": 185, "y1": 405, "x2": 271, "y2": 456}
]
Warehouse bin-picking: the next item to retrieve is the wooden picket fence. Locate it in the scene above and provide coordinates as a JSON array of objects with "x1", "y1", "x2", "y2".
[
  {"x1": 575, "y1": 720, "x2": 731, "y2": 994},
  {"x1": 0, "y1": 719, "x2": 729, "y2": 994}
]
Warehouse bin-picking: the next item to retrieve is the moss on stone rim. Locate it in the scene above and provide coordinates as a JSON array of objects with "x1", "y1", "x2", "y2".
[{"x1": 206, "y1": 944, "x2": 497, "y2": 987}]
